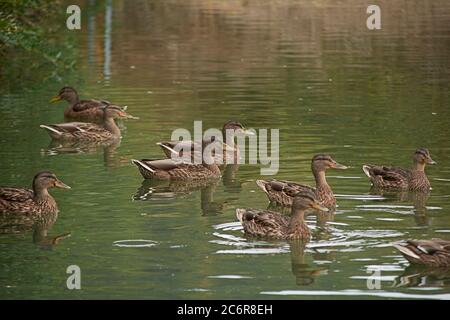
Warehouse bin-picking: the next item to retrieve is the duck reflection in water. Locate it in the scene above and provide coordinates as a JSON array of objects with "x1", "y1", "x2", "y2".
[
  {"x1": 288, "y1": 240, "x2": 331, "y2": 286},
  {"x1": 42, "y1": 139, "x2": 128, "y2": 168},
  {"x1": 393, "y1": 264, "x2": 450, "y2": 288},
  {"x1": 0, "y1": 212, "x2": 70, "y2": 250},
  {"x1": 369, "y1": 187, "x2": 431, "y2": 226},
  {"x1": 133, "y1": 179, "x2": 227, "y2": 215}
]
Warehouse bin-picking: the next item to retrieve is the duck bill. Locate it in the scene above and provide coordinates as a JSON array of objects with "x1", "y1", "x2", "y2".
[
  {"x1": 332, "y1": 162, "x2": 348, "y2": 170},
  {"x1": 311, "y1": 202, "x2": 329, "y2": 212},
  {"x1": 125, "y1": 113, "x2": 140, "y2": 120},
  {"x1": 49, "y1": 95, "x2": 61, "y2": 103},
  {"x1": 55, "y1": 179, "x2": 71, "y2": 189},
  {"x1": 426, "y1": 157, "x2": 437, "y2": 165}
]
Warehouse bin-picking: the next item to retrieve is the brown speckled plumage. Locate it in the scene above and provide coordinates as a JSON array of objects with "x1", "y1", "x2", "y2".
[
  {"x1": 393, "y1": 239, "x2": 450, "y2": 267},
  {"x1": 132, "y1": 158, "x2": 222, "y2": 180},
  {"x1": 40, "y1": 105, "x2": 126, "y2": 143},
  {"x1": 50, "y1": 86, "x2": 134, "y2": 122},
  {"x1": 363, "y1": 148, "x2": 436, "y2": 191},
  {"x1": 0, "y1": 172, "x2": 70, "y2": 216},
  {"x1": 236, "y1": 191, "x2": 328, "y2": 240},
  {"x1": 256, "y1": 154, "x2": 347, "y2": 209},
  {"x1": 157, "y1": 121, "x2": 253, "y2": 164}
]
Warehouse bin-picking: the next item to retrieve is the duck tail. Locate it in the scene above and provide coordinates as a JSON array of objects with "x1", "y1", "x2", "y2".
[
  {"x1": 362, "y1": 165, "x2": 373, "y2": 178},
  {"x1": 392, "y1": 242, "x2": 421, "y2": 260},
  {"x1": 40, "y1": 125, "x2": 62, "y2": 135},
  {"x1": 255, "y1": 179, "x2": 269, "y2": 193},
  {"x1": 236, "y1": 208, "x2": 246, "y2": 223},
  {"x1": 156, "y1": 142, "x2": 178, "y2": 157},
  {"x1": 131, "y1": 159, "x2": 155, "y2": 173}
]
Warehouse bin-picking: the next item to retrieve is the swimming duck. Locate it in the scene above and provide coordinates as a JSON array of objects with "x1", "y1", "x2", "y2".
[
  {"x1": 0, "y1": 171, "x2": 70, "y2": 216},
  {"x1": 131, "y1": 140, "x2": 223, "y2": 180},
  {"x1": 40, "y1": 105, "x2": 127, "y2": 143},
  {"x1": 157, "y1": 121, "x2": 254, "y2": 164},
  {"x1": 393, "y1": 239, "x2": 450, "y2": 267},
  {"x1": 256, "y1": 154, "x2": 348, "y2": 208},
  {"x1": 236, "y1": 190, "x2": 328, "y2": 240},
  {"x1": 362, "y1": 148, "x2": 436, "y2": 191},
  {"x1": 50, "y1": 86, "x2": 137, "y2": 122}
]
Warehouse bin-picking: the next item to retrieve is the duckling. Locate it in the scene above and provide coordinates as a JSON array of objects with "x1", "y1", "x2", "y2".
[
  {"x1": 157, "y1": 121, "x2": 254, "y2": 164},
  {"x1": 236, "y1": 191, "x2": 328, "y2": 240},
  {"x1": 40, "y1": 105, "x2": 127, "y2": 143},
  {"x1": 131, "y1": 140, "x2": 224, "y2": 180},
  {"x1": 256, "y1": 154, "x2": 347, "y2": 208},
  {"x1": 0, "y1": 171, "x2": 70, "y2": 216},
  {"x1": 50, "y1": 86, "x2": 137, "y2": 122},
  {"x1": 363, "y1": 148, "x2": 436, "y2": 191},
  {"x1": 393, "y1": 239, "x2": 450, "y2": 267}
]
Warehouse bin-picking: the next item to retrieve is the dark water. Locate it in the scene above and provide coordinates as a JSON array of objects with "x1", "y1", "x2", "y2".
[{"x1": 1, "y1": 0, "x2": 450, "y2": 299}]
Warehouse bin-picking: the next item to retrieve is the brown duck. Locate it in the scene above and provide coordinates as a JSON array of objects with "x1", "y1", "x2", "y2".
[
  {"x1": 50, "y1": 86, "x2": 137, "y2": 122},
  {"x1": 0, "y1": 171, "x2": 70, "y2": 216},
  {"x1": 393, "y1": 239, "x2": 450, "y2": 267},
  {"x1": 256, "y1": 154, "x2": 347, "y2": 208},
  {"x1": 236, "y1": 190, "x2": 328, "y2": 240},
  {"x1": 157, "y1": 121, "x2": 254, "y2": 164},
  {"x1": 363, "y1": 148, "x2": 436, "y2": 191},
  {"x1": 40, "y1": 105, "x2": 127, "y2": 143},
  {"x1": 131, "y1": 141, "x2": 223, "y2": 180}
]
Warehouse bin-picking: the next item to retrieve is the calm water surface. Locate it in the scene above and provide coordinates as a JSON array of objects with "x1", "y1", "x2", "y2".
[{"x1": 1, "y1": 0, "x2": 450, "y2": 299}]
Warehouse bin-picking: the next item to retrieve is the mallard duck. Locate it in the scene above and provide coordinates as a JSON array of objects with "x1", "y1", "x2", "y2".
[
  {"x1": 131, "y1": 141, "x2": 224, "y2": 180},
  {"x1": 362, "y1": 148, "x2": 436, "y2": 191},
  {"x1": 256, "y1": 154, "x2": 347, "y2": 208},
  {"x1": 40, "y1": 105, "x2": 127, "y2": 142},
  {"x1": 236, "y1": 190, "x2": 328, "y2": 240},
  {"x1": 0, "y1": 171, "x2": 70, "y2": 216},
  {"x1": 50, "y1": 86, "x2": 137, "y2": 122},
  {"x1": 393, "y1": 239, "x2": 450, "y2": 267},
  {"x1": 157, "y1": 121, "x2": 254, "y2": 164}
]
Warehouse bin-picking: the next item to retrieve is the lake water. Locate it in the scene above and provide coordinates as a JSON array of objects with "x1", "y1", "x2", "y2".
[{"x1": 1, "y1": 0, "x2": 450, "y2": 299}]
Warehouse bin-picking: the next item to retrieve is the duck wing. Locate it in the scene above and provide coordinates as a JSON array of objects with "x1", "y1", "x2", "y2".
[
  {"x1": 41, "y1": 122, "x2": 104, "y2": 134},
  {"x1": 73, "y1": 99, "x2": 126, "y2": 112},
  {"x1": 236, "y1": 208, "x2": 289, "y2": 238},
  {"x1": 393, "y1": 239, "x2": 450, "y2": 267},
  {"x1": 0, "y1": 187, "x2": 33, "y2": 202},
  {"x1": 256, "y1": 179, "x2": 314, "y2": 206},
  {"x1": 363, "y1": 165, "x2": 410, "y2": 188}
]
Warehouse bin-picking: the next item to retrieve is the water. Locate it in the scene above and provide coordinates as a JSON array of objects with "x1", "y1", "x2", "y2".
[{"x1": 1, "y1": 0, "x2": 450, "y2": 299}]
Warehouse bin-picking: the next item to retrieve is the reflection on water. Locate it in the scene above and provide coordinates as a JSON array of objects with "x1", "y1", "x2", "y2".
[
  {"x1": 0, "y1": 211, "x2": 70, "y2": 250},
  {"x1": 1, "y1": 0, "x2": 450, "y2": 299}
]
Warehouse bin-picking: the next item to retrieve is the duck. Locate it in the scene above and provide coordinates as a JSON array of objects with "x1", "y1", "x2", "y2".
[
  {"x1": 0, "y1": 171, "x2": 70, "y2": 216},
  {"x1": 362, "y1": 148, "x2": 436, "y2": 191},
  {"x1": 131, "y1": 140, "x2": 224, "y2": 180},
  {"x1": 256, "y1": 154, "x2": 348, "y2": 208},
  {"x1": 236, "y1": 190, "x2": 328, "y2": 240},
  {"x1": 157, "y1": 121, "x2": 254, "y2": 164},
  {"x1": 392, "y1": 239, "x2": 450, "y2": 267},
  {"x1": 50, "y1": 86, "x2": 137, "y2": 122},
  {"x1": 40, "y1": 105, "x2": 127, "y2": 143}
]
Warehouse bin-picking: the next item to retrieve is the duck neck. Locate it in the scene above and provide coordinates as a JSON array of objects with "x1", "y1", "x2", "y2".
[
  {"x1": 33, "y1": 185, "x2": 52, "y2": 203},
  {"x1": 412, "y1": 161, "x2": 426, "y2": 172},
  {"x1": 103, "y1": 117, "x2": 121, "y2": 136},
  {"x1": 313, "y1": 169, "x2": 329, "y2": 189},
  {"x1": 288, "y1": 207, "x2": 307, "y2": 231},
  {"x1": 67, "y1": 94, "x2": 80, "y2": 105}
]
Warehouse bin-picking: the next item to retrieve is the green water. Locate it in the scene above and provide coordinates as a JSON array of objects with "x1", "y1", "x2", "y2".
[{"x1": 1, "y1": 0, "x2": 450, "y2": 299}]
